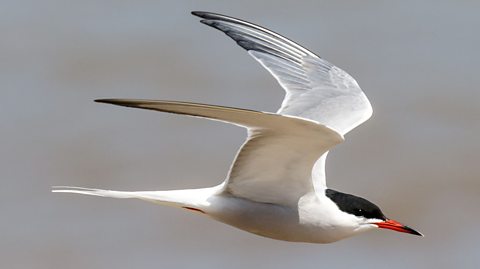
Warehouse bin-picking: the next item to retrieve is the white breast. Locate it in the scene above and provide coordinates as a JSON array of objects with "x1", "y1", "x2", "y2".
[{"x1": 204, "y1": 192, "x2": 373, "y2": 243}]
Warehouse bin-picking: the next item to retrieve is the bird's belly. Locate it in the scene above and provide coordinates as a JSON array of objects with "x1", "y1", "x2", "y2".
[{"x1": 205, "y1": 195, "x2": 345, "y2": 243}]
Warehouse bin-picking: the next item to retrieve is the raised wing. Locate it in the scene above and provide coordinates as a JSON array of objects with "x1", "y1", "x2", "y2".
[
  {"x1": 192, "y1": 11, "x2": 372, "y2": 136},
  {"x1": 96, "y1": 99, "x2": 343, "y2": 205}
]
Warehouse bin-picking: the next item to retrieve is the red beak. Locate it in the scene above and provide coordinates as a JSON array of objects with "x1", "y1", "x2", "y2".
[{"x1": 376, "y1": 219, "x2": 423, "y2": 236}]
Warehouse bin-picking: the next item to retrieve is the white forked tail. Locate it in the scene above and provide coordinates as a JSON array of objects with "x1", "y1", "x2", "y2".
[{"x1": 52, "y1": 185, "x2": 222, "y2": 212}]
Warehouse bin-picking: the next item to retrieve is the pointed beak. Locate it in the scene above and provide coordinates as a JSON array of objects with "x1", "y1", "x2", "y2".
[{"x1": 375, "y1": 219, "x2": 423, "y2": 236}]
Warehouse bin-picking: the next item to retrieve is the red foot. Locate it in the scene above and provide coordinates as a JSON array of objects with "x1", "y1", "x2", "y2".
[{"x1": 182, "y1": 207, "x2": 206, "y2": 214}]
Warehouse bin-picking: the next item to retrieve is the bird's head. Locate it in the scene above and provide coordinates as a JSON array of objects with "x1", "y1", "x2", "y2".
[{"x1": 326, "y1": 189, "x2": 423, "y2": 236}]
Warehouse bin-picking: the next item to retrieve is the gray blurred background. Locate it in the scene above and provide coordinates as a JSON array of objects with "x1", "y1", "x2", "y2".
[{"x1": 2, "y1": 0, "x2": 479, "y2": 268}]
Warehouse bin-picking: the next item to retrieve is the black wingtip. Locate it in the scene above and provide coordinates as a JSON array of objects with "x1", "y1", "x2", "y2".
[
  {"x1": 191, "y1": 11, "x2": 211, "y2": 18},
  {"x1": 94, "y1": 98, "x2": 140, "y2": 108},
  {"x1": 95, "y1": 98, "x2": 117, "y2": 104},
  {"x1": 191, "y1": 11, "x2": 203, "y2": 17},
  {"x1": 191, "y1": 11, "x2": 228, "y2": 20}
]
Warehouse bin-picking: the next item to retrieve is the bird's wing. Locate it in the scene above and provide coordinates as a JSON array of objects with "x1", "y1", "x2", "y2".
[
  {"x1": 96, "y1": 99, "x2": 343, "y2": 205},
  {"x1": 192, "y1": 11, "x2": 372, "y2": 136}
]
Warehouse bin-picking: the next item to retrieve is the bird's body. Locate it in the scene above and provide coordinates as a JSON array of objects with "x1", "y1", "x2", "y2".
[
  {"x1": 208, "y1": 191, "x2": 367, "y2": 243},
  {"x1": 53, "y1": 11, "x2": 422, "y2": 243},
  {"x1": 59, "y1": 185, "x2": 372, "y2": 243}
]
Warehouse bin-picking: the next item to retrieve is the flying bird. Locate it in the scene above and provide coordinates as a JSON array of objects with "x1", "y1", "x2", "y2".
[{"x1": 53, "y1": 11, "x2": 422, "y2": 243}]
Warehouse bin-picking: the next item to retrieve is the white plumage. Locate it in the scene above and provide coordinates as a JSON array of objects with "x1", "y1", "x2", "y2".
[{"x1": 53, "y1": 11, "x2": 422, "y2": 243}]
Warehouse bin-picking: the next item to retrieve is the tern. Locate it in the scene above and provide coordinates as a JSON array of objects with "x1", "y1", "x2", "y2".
[{"x1": 53, "y1": 11, "x2": 422, "y2": 243}]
